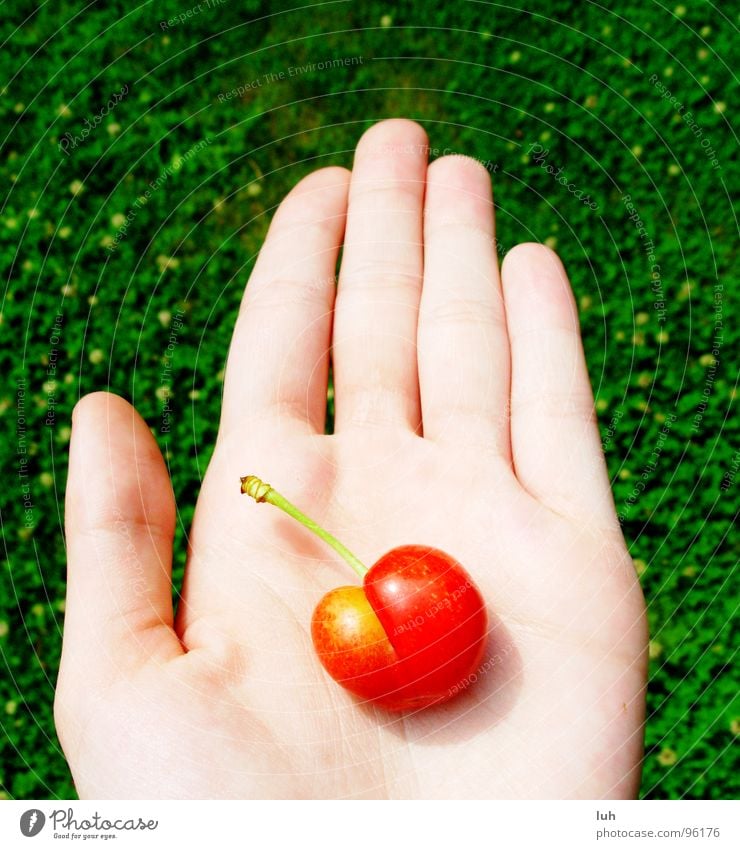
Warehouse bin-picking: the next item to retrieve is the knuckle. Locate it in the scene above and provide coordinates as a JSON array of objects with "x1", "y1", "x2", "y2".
[
  {"x1": 246, "y1": 275, "x2": 334, "y2": 310},
  {"x1": 428, "y1": 296, "x2": 501, "y2": 329},
  {"x1": 337, "y1": 261, "x2": 421, "y2": 303}
]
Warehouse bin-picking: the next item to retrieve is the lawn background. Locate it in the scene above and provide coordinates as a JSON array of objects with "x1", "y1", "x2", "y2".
[{"x1": 0, "y1": 0, "x2": 737, "y2": 799}]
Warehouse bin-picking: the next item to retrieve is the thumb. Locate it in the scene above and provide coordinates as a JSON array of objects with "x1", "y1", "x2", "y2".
[{"x1": 60, "y1": 392, "x2": 182, "y2": 686}]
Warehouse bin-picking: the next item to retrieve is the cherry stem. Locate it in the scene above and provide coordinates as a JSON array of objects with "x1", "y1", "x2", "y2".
[{"x1": 240, "y1": 475, "x2": 369, "y2": 579}]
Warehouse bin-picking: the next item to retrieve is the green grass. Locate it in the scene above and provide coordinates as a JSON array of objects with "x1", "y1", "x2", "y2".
[{"x1": 1, "y1": 0, "x2": 737, "y2": 799}]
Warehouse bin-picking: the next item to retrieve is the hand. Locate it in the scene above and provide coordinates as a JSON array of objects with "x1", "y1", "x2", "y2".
[{"x1": 56, "y1": 120, "x2": 647, "y2": 799}]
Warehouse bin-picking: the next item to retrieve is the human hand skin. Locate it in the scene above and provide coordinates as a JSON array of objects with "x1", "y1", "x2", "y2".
[{"x1": 55, "y1": 119, "x2": 648, "y2": 799}]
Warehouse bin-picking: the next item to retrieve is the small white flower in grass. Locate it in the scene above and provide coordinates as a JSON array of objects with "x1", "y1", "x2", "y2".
[
  {"x1": 657, "y1": 747, "x2": 677, "y2": 766},
  {"x1": 58, "y1": 426, "x2": 72, "y2": 443},
  {"x1": 649, "y1": 641, "x2": 663, "y2": 660},
  {"x1": 89, "y1": 348, "x2": 105, "y2": 364},
  {"x1": 111, "y1": 213, "x2": 126, "y2": 228},
  {"x1": 158, "y1": 309, "x2": 172, "y2": 326},
  {"x1": 43, "y1": 380, "x2": 57, "y2": 394},
  {"x1": 247, "y1": 182, "x2": 261, "y2": 197},
  {"x1": 69, "y1": 180, "x2": 84, "y2": 196},
  {"x1": 27, "y1": 207, "x2": 40, "y2": 219},
  {"x1": 380, "y1": 14, "x2": 392, "y2": 27},
  {"x1": 4, "y1": 217, "x2": 18, "y2": 230},
  {"x1": 99, "y1": 234, "x2": 114, "y2": 248},
  {"x1": 107, "y1": 122, "x2": 121, "y2": 136},
  {"x1": 31, "y1": 603, "x2": 44, "y2": 618},
  {"x1": 0, "y1": 621, "x2": 8, "y2": 638},
  {"x1": 156, "y1": 385, "x2": 170, "y2": 401},
  {"x1": 668, "y1": 163, "x2": 681, "y2": 175},
  {"x1": 544, "y1": 236, "x2": 557, "y2": 249},
  {"x1": 59, "y1": 226, "x2": 72, "y2": 239},
  {"x1": 509, "y1": 50, "x2": 521, "y2": 63},
  {"x1": 13, "y1": 102, "x2": 24, "y2": 113},
  {"x1": 700, "y1": 26, "x2": 711, "y2": 36},
  {"x1": 544, "y1": 102, "x2": 555, "y2": 113},
  {"x1": 674, "y1": 4, "x2": 686, "y2": 16},
  {"x1": 663, "y1": 66, "x2": 673, "y2": 77},
  {"x1": 697, "y1": 48, "x2": 708, "y2": 60},
  {"x1": 156, "y1": 254, "x2": 180, "y2": 273},
  {"x1": 188, "y1": 389, "x2": 201, "y2": 400},
  {"x1": 633, "y1": 558, "x2": 647, "y2": 576},
  {"x1": 57, "y1": 103, "x2": 72, "y2": 117},
  {"x1": 4, "y1": 700, "x2": 17, "y2": 716},
  {"x1": 631, "y1": 144, "x2": 642, "y2": 157},
  {"x1": 40, "y1": 472, "x2": 54, "y2": 488},
  {"x1": 713, "y1": 101, "x2": 726, "y2": 114}
]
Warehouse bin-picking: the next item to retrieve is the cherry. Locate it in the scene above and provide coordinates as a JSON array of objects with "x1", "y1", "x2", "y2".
[{"x1": 241, "y1": 475, "x2": 488, "y2": 711}]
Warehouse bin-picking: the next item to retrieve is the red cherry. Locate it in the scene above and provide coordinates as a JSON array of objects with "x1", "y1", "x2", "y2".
[{"x1": 241, "y1": 477, "x2": 488, "y2": 711}]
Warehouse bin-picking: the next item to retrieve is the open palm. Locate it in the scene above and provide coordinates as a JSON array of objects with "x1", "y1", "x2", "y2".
[{"x1": 56, "y1": 120, "x2": 647, "y2": 799}]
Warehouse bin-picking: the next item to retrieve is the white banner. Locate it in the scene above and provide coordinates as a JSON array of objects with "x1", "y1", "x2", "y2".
[{"x1": 2, "y1": 800, "x2": 738, "y2": 847}]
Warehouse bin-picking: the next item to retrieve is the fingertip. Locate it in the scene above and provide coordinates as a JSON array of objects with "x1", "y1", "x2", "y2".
[
  {"x1": 291, "y1": 165, "x2": 351, "y2": 196},
  {"x1": 356, "y1": 118, "x2": 429, "y2": 157},
  {"x1": 71, "y1": 391, "x2": 133, "y2": 429},
  {"x1": 501, "y1": 242, "x2": 564, "y2": 280},
  {"x1": 502, "y1": 243, "x2": 578, "y2": 333}
]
